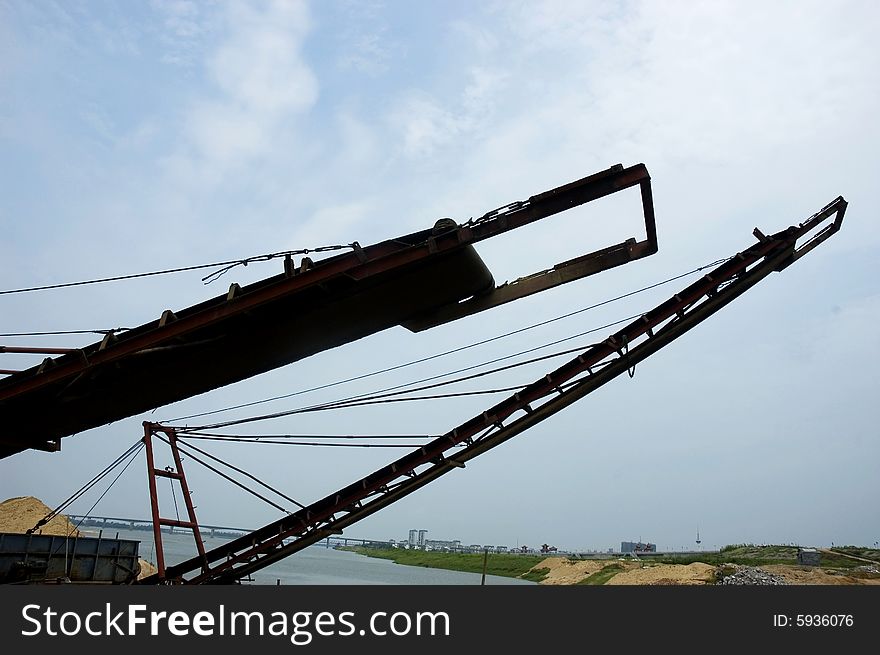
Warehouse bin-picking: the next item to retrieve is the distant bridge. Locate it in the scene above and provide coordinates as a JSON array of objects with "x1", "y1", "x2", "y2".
[
  {"x1": 65, "y1": 515, "x2": 389, "y2": 546},
  {"x1": 66, "y1": 515, "x2": 252, "y2": 539}
]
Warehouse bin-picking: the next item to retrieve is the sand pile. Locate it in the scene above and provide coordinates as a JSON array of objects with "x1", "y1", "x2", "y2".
[
  {"x1": 1, "y1": 496, "x2": 158, "y2": 582},
  {"x1": 137, "y1": 559, "x2": 158, "y2": 580},
  {"x1": 607, "y1": 562, "x2": 716, "y2": 585},
  {"x1": 527, "y1": 557, "x2": 718, "y2": 585},
  {"x1": 530, "y1": 557, "x2": 612, "y2": 585},
  {"x1": 0, "y1": 496, "x2": 80, "y2": 537}
]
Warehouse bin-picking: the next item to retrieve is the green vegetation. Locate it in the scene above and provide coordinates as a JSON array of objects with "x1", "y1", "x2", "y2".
[
  {"x1": 718, "y1": 545, "x2": 798, "y2": 559},
  {"x1": 520, "y1": 567, "x2": 551, "y2": 583},
  {"x1": 652, "y1": 554, "x2": 793, "y2": 567},
  {"x1": 342, "y1": 547, "x2": 547, "y2": 580},
  {"x1": 577, "y1": 563, "x2": 624, "y2": 586},
  {"x1": 828, "y1": 546, "x2": 880, "y2": 563},
  {"x1": 657, "y1": 545, "x2": 797, "y2": 567},
  {"x1": 659, "y1": 545, "x2": 878, "y2": 570},
  {"x1": 813, "y1": 551, "x2": 874, "y2": 570},
  {"x1": 342, "y1": 544, "x2": 880, "y2": 584}
]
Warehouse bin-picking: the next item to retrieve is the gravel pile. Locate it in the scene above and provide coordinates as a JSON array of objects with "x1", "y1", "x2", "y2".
[
  {"x1": 719, "y1": 566, "x2": 788, "y2": 585},
  {"x1": 853, "y1": 565, "x2": 879, "y2": 575}
]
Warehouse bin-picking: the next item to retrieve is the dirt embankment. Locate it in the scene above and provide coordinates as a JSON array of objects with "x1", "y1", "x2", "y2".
[
  {"x1": 527, "y1": 556, "x2": 880, "y2": 586},
  {"x1": 531, "y1": 557, "x2": 610, "y2": 584},
  {"x1": 534, "y1": 557, "x2": 715, "y2": 585},
  {"x1": 760, "y1": 564, "x2": 877, "y2": 586},
  {"x1": 607, "y1": 562, "x2": 715, "y2": 585}
]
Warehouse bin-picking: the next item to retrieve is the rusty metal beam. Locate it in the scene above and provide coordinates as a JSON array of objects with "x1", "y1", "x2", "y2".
[
  {"x1": 403, "y1": 164, "x2": 656, "y2": 330},
  {"x1": 1, "y1": 163, "x2": 652, "y2": 402},
  {"x1": 403, "y1": 239, "x2": 652, "y2": 331},
  {"x1": 0, "y1": 163, "x2": 657, "y2": 458},
  {"x1": 0, "y1": 346, "x2": 77, "y2": 355}
]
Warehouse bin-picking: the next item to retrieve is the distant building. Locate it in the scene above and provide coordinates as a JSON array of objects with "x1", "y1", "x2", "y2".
[
  {"x1": 621, "y1": 541, "x2": 656, "y2": 553},
  {"x1": 408, "y1": 529, "x2": 418, "y2": 546},
  {"x1": 418, "y1": 529, "x2": 427, "y2": 547},
  {"x1": 425, "y1": 539, "x2": 460, "y2": 551},
  {"x1": 797, "y1": 548, "x2": 821, "y2": 566}
]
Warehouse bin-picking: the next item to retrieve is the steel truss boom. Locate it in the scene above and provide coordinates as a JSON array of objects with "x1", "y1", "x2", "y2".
[{"x1": 142, "y1": 196, "x2": 845, "y2": 584}]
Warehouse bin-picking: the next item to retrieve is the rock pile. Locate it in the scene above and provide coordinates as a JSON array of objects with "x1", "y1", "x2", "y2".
[
  {"x1": 719, "y1": 566, "x2": 788, "y2": 585},
  {"x1": 853, "y1": 565, "x2": 879, "y2": 575}
]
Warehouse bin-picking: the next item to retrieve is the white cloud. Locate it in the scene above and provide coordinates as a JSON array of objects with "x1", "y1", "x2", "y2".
[
  {"x1": 450, "y1": 19, "x2": 499, "y2": 55},
  {"x1": 154, "y1": 0, "x2": 205, "y2": 39},
  {"x1": 152, "y1": 0, "x2": 216, "y2": 66},
  {"x1": 390, "y1": 67, "x2": 509, "y2": 158},
  {"x1": 291, "y1": 201, "x2": 372, "y2": 247},
  {"x1": 377, "y1": 0, "x2": 880, "y2": 261},
  {"x1": 490, "y1": 0, "x2": 879, "y2": 166},
  {"x1": 393, "y1": 95, "x2": 462, "y2": 157},
  {"x1": 333, "y1": 0, "x2": 394, "y2": 75},
  {"x1": 334, "y1": 111, "x2": 379, "y2": 168},
  {"x1": 209, "y1": 2, "x2": 315, "y2": 113},
  {"x1": 497, "y1": 0, "x2": 630, "y2": 53},
  {"x1": 163, "y1": 0, "x2": 317, "y2": 183},
  {"x1": 337, "y1": 29, "x2": 392, "y2": 75},
  {"x1": 79, "y1": 103, "x2": 117, "y2": 144}
]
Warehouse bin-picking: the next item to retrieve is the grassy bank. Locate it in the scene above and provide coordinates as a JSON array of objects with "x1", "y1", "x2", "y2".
[
  {"x1": 342, "y1": 544, "x2": 880, "y2": 586},
  {"x1": 577, "y1": 563, "x2": 624, "y2": 586},
  {"x1": 650, "y1": 545, "x2": 880, "y2": 569},
  {"x1": 342, "y1": 547, "x2": 548, "y2": 581}
]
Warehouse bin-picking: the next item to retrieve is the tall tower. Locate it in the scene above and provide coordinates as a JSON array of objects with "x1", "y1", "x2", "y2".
[
  {"x1": 418, "y1": 529, "x2": 428, "y2": 547},
  {"x1": 408, "y1": 529, "x2": 418, "y2": 546}
]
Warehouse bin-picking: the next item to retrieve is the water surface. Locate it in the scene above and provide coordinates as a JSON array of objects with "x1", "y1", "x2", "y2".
[{"x1": 101, "y1": 527, "x2": 535, "y2": 585}]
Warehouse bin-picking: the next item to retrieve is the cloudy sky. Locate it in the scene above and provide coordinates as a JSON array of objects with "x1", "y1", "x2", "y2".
[{"x1": 1, "y1": 0, "x2": 878, "y2": 554}]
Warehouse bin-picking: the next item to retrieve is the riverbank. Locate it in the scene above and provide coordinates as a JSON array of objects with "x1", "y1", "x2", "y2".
[
  {"x1": 341, "y1": 547, "x2": 550, "y2": 581},
  {"x1": 344, "y1": 545, "x2": 880, "y2": 585}
]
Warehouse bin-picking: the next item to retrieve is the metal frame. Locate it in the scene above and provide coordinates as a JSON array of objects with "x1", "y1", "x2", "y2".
[
  {"x1": 140, "y1": 196, "x2": 845, "y2": 584},
  {"x1": 1, "y1": 163, "x2": 657, "y2": 457},
  {"x1": 404, "y1": 163, "x2": 657, "y2": 330},
  {"x1": 142, "y1": 423, "x2": 208, "y2": 582}
]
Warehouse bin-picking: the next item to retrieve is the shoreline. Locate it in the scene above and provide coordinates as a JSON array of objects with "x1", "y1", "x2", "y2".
[{"x1": 344, "y1": 545, "x2": 880, "y2": 586}]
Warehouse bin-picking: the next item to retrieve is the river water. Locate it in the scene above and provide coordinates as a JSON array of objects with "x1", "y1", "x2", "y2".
[{"x1": 100, "y1": 528, "x2": 535, "y2": 586}]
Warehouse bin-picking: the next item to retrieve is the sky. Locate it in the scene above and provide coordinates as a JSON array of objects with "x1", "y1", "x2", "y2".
[{"x1": 1, "y1": 0, "x2": 878, "y2": 555}]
